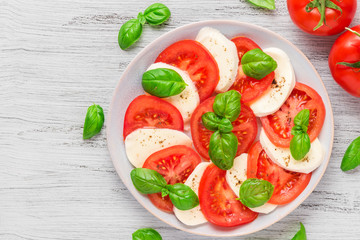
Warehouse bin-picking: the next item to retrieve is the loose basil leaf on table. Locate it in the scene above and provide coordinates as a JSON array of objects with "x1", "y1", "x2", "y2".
[
  {"x1": 209, "y1": 131, "x2": 238, "y2": 170},
  {"x1": 241, "y1": 48, "x2": 277, "y2": 80},
  {"x1": 202, "y1": 112, "x2": 233, "y2": 133},
  {"x1": 293, "y1": 109, "x2": 310, "y2": 130},
  {"x1": 118, "y1": 18, "x2": 143, "y2": 50},
  {"x1": 144, "y1": 3, "x2": 171, "y2": 25},
  {"x1": 239, "y1": 178, "x2": 274, "y2": 208},
  {"x1": 83, "y1": 104, "x2": 104, "y2": 139},
  {"x1": 291, "y1": 222, "x2": 307, "y2": 240},
  {"x1": 142, "y1": 68, "x2": 187, "y2": 97},
  {"x1": 340, "y1": 136, "x2": 360, "y2": 171},
  {"x1": 247, "y1": 0, "x2": 275, "y2": 10},
  {"x1": 132, "y1": 228, "x2": 162, "y2": 240},
  {"x1": 290, "y1": 133, "x2": 311, "y2": 160},
  {"x1": 137, "y1": 12, "x2": 146, "y2": 25},
  {"x1": 212, "y1": 90, "x2": 241, "y2": 122},
  {"x1": 166, "y1": 183, "x2": 199, "y2": 210},
  {"x1": 130, "y1": 168, "x2": 167, "y2": 194}
]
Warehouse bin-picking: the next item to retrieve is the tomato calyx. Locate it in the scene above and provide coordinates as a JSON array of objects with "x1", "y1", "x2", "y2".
[
  {"x1": 336, "y1": 28, "x2": 360, "y2": 71},
  {"x1": 305, "y1": 0, "x2": 343, "y2": 31}
]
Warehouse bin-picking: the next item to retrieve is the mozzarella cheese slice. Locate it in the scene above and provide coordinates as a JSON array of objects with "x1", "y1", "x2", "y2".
[
  {"x1": 125, "y1": 128, "x2": 192, "y2": 168},
  {"x1": 174, "y1": 162, "x2": 210, "y2": 226},
  {"x1": 250, "y1": 47, "x2": 296, "y2": 117},
  {"x1": 259, "y1": 128, "x2": 325, "y2": 174},
  {"x1": 195, "y1": 27, "x2": 238, "y2": 92},
  {"x1": 147, "y1": 63, "x2": 200, "y2": 128},
  {"x1": 226, "y1": 154, "x2": 277, "y2": 214}
]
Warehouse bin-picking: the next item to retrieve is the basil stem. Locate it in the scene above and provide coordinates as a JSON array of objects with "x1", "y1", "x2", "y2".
[
  {"x1": 291, "y1": 222, "x2": 307, "y2": 240},
  {"x1": 166, "y1": 183, "x2": 199, "y2": 210},
  {"x1": 142, "y1": 68, "x2": 187, "y2": 98},
  {"x1": 241, "y1": 48, "x2": 277, "y2": 80},
  {"x1": 144, "y1": 3, "x2": 171, "y2": 25},
  {"x1": 132, "y1": 228, "x2": 162, "y2": 240},
  {"x1": 83, "y1": 104, "x2": 104, "y2": 139},
  {"x1": 130, "y1": 168, "x2": 167, "y2": 194},
  {"x1": 246, "y1": 0, "x2": 275, "y2": 10},
  {"x1": 213, "y1": 90, "x2": 241, "y2": 122},
  {"x1": 201, "y1": 112, "x2": 233, "y2": 133},
  {"x1": 340, "y1": 136, "x2": 360, "y2": 171},
  {"x1": 209, "y1": 131, "x2": 238, "y2": 170},
  {"x1": 290, "y1": 133, "x2": 311, "y2": 160},
  {"x1": 118, "y1": 18, "x2": 143, "y2": 50},
  {"x1": 239, "y1": 178, "x2": 274, "y2": 208}
]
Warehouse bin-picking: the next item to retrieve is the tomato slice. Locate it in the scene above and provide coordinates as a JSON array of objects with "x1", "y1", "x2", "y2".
[
  {"x1": 190, "y1": 97, "x2": 257, "y2": 160},
  {"x1": 123, "y1": 95, "x2": 184, "y2": 138},
  {"x1": 247, "y1": 142, "x2": 311, "y2": 205},
  {"x1": 229, "y1": 37, "x2": 274, "y2": 103},
  {"x1": 261, "y1": 82, "x2": 326, "y2": 148},
  {"x1": 155, "y1": 40, "x2": 219, "y2": 101},
  {"x1": 199, "y1": 164, "x2": 258, "y2": 227},
  {"x1": 142, "y1": 145, "x2": 201, "y2": 213}
]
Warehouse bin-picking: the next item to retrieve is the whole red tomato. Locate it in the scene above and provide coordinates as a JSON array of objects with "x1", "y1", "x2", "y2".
[
  {"x1": 287, "y1": 0, "x2": 357, "y2": 36},
  {"x1": 329, "y1": 25, "x2": 360, "y2": 97}
]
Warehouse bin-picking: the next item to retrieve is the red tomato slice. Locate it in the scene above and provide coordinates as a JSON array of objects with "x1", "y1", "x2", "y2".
[
  {"x1": 199, "y1": 164, "x2": 258, "y2": 227},
  {"x1": 229, "y1": 37, "x2": 274, "y2": 103},
  {"x1": 190, "y1": 97, "x2": 257, "y2": 160},
  {"x1": 155, "y1": 40, "x2": 219, "y2": 101},
  {"x1": 260, "y1": 82, "x2": 326, "y2": 148},
  {"x1": 123, "y1": 95, "x2": 184, "y2": 138},
  {"x1": 142, "y1": 145, "x2": 201, "y2": 213},
  {"x1": 247, "y1": 142, "x2": 311, "y2": 205}
]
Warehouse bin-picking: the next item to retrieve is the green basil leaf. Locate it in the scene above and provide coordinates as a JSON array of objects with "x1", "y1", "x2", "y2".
[
  {"x1": 341, "y1": 136, "x2": 360, "y2": 171},
  {"x1": 161, "y1": 188, "x2": 169, "y2": 198},
  {"x1": 118, "y1": 18, "x2": 143, "y2": 50},
  {"x1": 294, "y1": 109, "x2": 310, "y2": 130},
  {"x1": 137, "y1": 12, "x2": 146, "y2": 25},
  {"x1": 142, "y1": 68, "x2": 187, "y2": 98},
  {"x1": 132, "y1": 228, "x2": 162, "y2": 240},
  {"x1": 218, "y1": 118, "x2": 233, "y2": 133},
  {"x1": 291, "y1": 222, "x2": 307, "y2": 240},
  {"x1": 246, "y1": 0, "x2": 275, "y2": 10},
  {"x1": 130, "y1": 168, "x2": 167, "y2": 194},
  {"x1": 144, "y1": 3, "x2": 171, "y2": 25},
  {"x1": 209, "y1": 131, "x2": 238, "y2": 170},
  {"x1": 291, "y1": 125, "x2": 304, "y2": 136},
  {"x1": 83, "y1": 104, "x2": 104, "y2": 139},
  {"x1": 290, "y1": 133, "x2": 311, "y2": 160},
  {"x1": 337, "y1": 61, "x2": 360, "y2": 69},
  {"x1": 213, "y1": 90, "x2": 241, "y2": 122},
  {"x1": 239, "y1": 178, "x2": 274, "y2": 208},
  {"x1": 166, "y1": 183, "x2": 199, "y2": 210},
  {"x1": 201, "y1": 112, "x2": 222, "y2": 131},
  {"x1": 241, "y1": 48, "x2": 277, "y2": 80}
]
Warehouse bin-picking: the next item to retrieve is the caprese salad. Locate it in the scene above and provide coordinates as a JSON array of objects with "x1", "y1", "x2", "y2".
[{"x1": 123, "y1": 27, "x2": 326, "y2": 228}]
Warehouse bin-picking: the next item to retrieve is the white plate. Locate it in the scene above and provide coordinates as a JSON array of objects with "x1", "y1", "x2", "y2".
[{"x1": 106, "y1": 20, "x2": 334, "y2": 237}]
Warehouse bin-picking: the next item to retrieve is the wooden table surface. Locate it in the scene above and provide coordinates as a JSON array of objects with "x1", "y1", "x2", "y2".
[{"x1": 2, "y1": 0, "x2": 360, "y2": 239}]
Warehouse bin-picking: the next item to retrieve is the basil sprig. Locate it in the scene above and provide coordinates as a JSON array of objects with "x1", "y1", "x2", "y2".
[
  {"x1": 291, "y1": 222, "x2": 307, "y2": 240},
  {"x1": 209, "y1": 131, "x2": 238, "y2": 170},
  {"x1": 213, "y1": 90, "x2": 241, "y2": 122},
  {"x1": 142, "y1": 68, "x2": 187, "y2": 97},
  {"x1": 130, "y1": 168, "x2": 199, "y2": 210},
  {"x1": 239, "y1": 178, "x2": 274, "y2": 208},
  {"x1": 132, "y1": 228, "x2": 162, "y2": 240},
  {"x1": 247, "y1": 0, "x2": 275, "y2": 10},
  {"x1": 290, "y1": 109, "x2": 311, "y2": 160},
  {"x1": 83, "y1": 104, "x2": 104, "y2": 139},
  {"x1": 241, "y1": 48, "x2": 277, "y2": 80},
  {"x1": 340, "y1": 136, "x2": 360, "y2": 171},
  {"x1": 118, "y1": 3, "x2": 171, "y2": 50},
  {"x1": 201, "y1": 112, "x2": 233, "y2": 133}
]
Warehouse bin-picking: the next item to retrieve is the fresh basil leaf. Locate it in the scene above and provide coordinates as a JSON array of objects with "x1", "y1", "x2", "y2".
[
  {"x1": 130, "y1": 168, "x2": 167, "y2": 194},
  {"x1": 142, "y1": 68, "x2": 187, "y2": 98},
  {"x1": 341, "y1": 136, "x2": 360, "y2": 171},
  {"x1": 241, "y1": 48, "x2": 277, "y2": 80},
  {"x1": 213, "y1": 90, "x2": 241, "y2": 122},
  {"x1": 132, "y1": 228, "x2": 162, "y2": 240},
  {"x1": 161, "y1": 188, "x2": 169, "y2": 198},
  {"x1": 239, "y1": 178, "x2": 274, "y2": 208},
  {"x1": 337, "y1": 61, "x2": 360, "y2": 69},
  {"x1": 294, "y1": 109, "x2": 310, "y2": 130},
  {"x1": 118, "y1": 19, "x2": 143, "y2": 50},
  {"x1": 137, "y1": 12, "x2": 146, "y2": 25},
  {"x1": 144, "y1": 3, "x2": 171, "y2": 25},
  {"x1": 218, "y1": 118, "x2": 233, "y2": 133},
  {"x1": 291, "y1": 125, "x2": 304, "y2": 136},
  {"x1": 290, "y1": 133, "x2": 311, "y2": 160},
  {"x1": 247, "y1": 0, "x2": 275, "y2": 10},
  {"x1": 291, "y1": 222, "x2": 307, "y2": 240},
  {"x1": 83, "y1": 104, "x2": 104, "y2": 139},
  {"x1": 166, "y1": 183, "x2": 199, "y2": 210},
  {"x1": 201, "y1": 112, "x2": 233, "y2": 132},
  {"x1": 209, "y1": 131, "x2": 238, "y2": 170}
]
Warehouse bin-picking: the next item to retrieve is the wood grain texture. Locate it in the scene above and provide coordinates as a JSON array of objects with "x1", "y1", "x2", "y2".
[{"x1": 1, "y1": 0, "x2": 360, "y2": 239}]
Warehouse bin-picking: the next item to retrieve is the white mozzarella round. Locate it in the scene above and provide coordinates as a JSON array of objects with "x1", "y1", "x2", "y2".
[
  {"x1": 124, "y1": 128, "x2": 192, "y2": 168},
  {"x1": 146, "y1": 63, "x2": 200, "y2": 128},
  {"x1": 226, "y1": 154, "x2": 277, "y2": 214},
  {"x1": 195, "y1": 27, "x2": 238, "y2": 93},
  {"x1": 259, "y1": 128, "x2": 325, "y2": 174},
  {"x1": 174, "y1": 162, "x2": 210, "y2": 226},
  {"x1": 250, "y1": 47, "x2": 296, "y2": 117}
]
